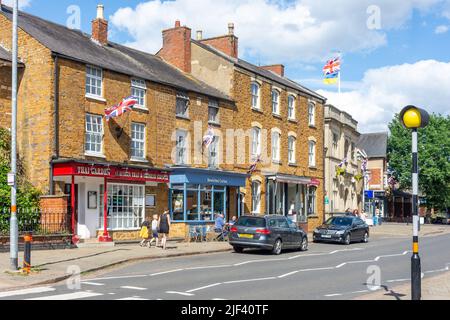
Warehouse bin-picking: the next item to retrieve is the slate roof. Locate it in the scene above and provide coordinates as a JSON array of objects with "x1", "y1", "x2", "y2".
[
  {"x1": 192, "y1": 39, "x2": 326, "y2": 102},
  {"x1": 0, "y1": 46, "x2": 11, "y2": 61},
  {"x1": 357, "y1": 132, "x2": 388, "y2": 158},
  {"x1": 0, "y1": 5, "x2": 232, "y2": 102}
]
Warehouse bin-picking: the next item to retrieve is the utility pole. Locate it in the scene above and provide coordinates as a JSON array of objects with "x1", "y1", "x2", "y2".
[
  {"x1": 399, "y1": 105, "x2": 429, "y2": 301},
  {"x1": 10, "y1": 0, "x2": 19, "y2": 271}
]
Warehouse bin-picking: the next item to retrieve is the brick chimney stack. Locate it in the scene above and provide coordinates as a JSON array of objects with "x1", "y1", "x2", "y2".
[
  {"x1": 260, "y1": 64, "x2": 285, "y2": 77},
  {"x1": 200, "y1": 23, "x2": 239, "y2": 59},
  {"x1": 158, "y1": 20, "x2": 192, "y2": 73},
  {"x1": 91, "y1": 4, "x2": 109, "y2": 45}
]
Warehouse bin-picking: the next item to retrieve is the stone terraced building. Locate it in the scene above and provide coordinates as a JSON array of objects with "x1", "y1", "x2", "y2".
[{"x1": 0, "y1": 3, "x2": 327, "y2": 242}]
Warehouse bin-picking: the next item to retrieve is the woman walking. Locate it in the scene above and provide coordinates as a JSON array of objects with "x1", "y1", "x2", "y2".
[{"x1": 158, "y1": 209, "x2": 171, "y2": 250}]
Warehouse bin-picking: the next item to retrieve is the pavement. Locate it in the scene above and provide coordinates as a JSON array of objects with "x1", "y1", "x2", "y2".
[{"x1": 0, "y1": 223, "x2": 449, "y2": 299}]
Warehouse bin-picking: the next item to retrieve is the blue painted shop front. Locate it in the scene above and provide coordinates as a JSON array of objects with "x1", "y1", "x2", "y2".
[{"x1": 169, "y1": 168, "x2": 248, "y2": 223}]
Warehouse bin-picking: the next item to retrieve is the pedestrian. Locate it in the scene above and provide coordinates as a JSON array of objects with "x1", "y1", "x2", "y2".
[
  {"x1": 352, "y1": 209, "x2": 359, "y2": 217},
  {"x1": 158, "y1": 209, "x2": 171, "y2": 250},
  {"x1": 139, "y1": 220, "x2": 150, "y2": 247},
  {"x1": 148, "y1": 214, "x2": 159, "y2": 248},
  {"x1": 376, "y1": 207, "x2": 382, "y2": 225},
  {"x1": 345, "y1": 208, "x2": 352, "y2": 216},
  {"x1": 214, "y1": 213, "x2": 226, "y2": 241},
  {"x1": 228, "y1": 216, "x2": 237, "y2": 226}
]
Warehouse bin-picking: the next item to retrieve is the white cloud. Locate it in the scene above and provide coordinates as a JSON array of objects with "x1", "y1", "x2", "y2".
[
  {"x1": 110, "y1": 0, "x2": 445, "y2": 63},
  {"x1": 2, "y1": 0, "x2": 32, "y2": 9},
  {"x1": 317, "y1": 60, "x2": 450, "y2": 133},
  {"x1": 435, "y1": 25, "x2": 449, "y2": 33}
]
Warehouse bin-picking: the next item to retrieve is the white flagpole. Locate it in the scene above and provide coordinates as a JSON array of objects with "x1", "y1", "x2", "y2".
[{"x1": 338, "y1": 51, "x2": 342, "y2": 96}]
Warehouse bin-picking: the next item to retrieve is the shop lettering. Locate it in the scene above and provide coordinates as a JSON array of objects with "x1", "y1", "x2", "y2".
[
  {"x1": 77, "y1": 166, "x2": 111, "y2": 176},
  {"x1": 207, "y1": 178, "x2": 228, "y2": 184}
]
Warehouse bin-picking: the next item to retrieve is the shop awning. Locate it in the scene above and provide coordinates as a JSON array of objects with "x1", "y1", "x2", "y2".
[
  {"x1": 170, "y1": 167, "x2": 248, "y2": 187},
  {"x1": 267, "y1": 174, "x2": 320, "y2": 186},
  {"x1": 52, "y1": 159, "x2": 170, "y2": 183}
]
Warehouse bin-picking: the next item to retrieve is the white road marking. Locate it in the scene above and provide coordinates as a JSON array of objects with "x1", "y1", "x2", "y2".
[
  {"x1": 185, "y1": 265, "x2": 231, "y2": 270},
  {"x1": 324, "y1": 293, "x2": 342, "y2": 297},
  {"x1": 224, "y1": 277, "x2": 276, "y2": 284},
  {"x1": 278, "y1": 271, "x2": 299, "y2": 278},
  {"x1": 166, "y1": 291, "x2": 195, "y2": 296},
  {"x1": 335, "y1": 263, "x2": 346, "y2": 268},
  {"x1": 84, "y1": 275, "x2": 147, "y2": 282},
  {"x1": 386, "y1": 278, "x2": 409, "y2": 283},
  {"x1": 116, "y1": 297, "x2": 149, "y2": 300},
  {"x1": 0, "y1": 286, "x2": 55, "y2": 298},
  {"x1": 351, "y1": 290, "x2": 369, "y2": 294},
  {"x1": 212, "y1": 298, "x2": 227, "y2": 300},
  {"x1": 299, "y1": 267, "x2": 335, "y2": 272},
  {"x1": 347, "y1": 260, "x2": 375, "y2": 264},
  {"x1": 150, "y1": 269, "x2": 184, "y2": 276},
  {"x1": 27, "y1": 291, "x2": 103, "y2": 300},
  {"x1": 120, "y1": 286, "x2": 147, "y2": 291},
  {"x1": 186, "y1": 283, "x2": 222, "y2": 293},
  {"x1": 108, "y1": 293, "x2": 116, "y2": 295},
  {"x1": 82, "y1": 282, "x2": 104, "y2": 286}
]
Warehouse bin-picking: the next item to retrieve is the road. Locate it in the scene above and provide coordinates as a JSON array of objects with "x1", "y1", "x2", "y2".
[{"x1": 0, "y1": 233, "x2": 449, "y2": 300}]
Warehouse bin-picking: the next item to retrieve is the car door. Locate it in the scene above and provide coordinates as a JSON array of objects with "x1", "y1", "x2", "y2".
[
  {"x1": 288, "y1": 219, "x2": 302, "y2": 246},
  {"x1": 351, "y1": 218, "x2": 364, "y2": 240},
  {"x1": 276, "y1": 217, "x2": 292, "y2": 247}
]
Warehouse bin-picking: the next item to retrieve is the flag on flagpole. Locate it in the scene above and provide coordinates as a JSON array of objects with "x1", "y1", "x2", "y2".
[
  {"x1": 247, "y1": 156, "x2": 262, "y2": 175},
  {"x1": 202, "y1": 126, "x2": 215, "y2": 154},
  {"x1": 105, "y1": 96, "x2": 138, "y2": 121},
  {"x1": 323, "y1": 57, "x2": 341, "y2": 85}
]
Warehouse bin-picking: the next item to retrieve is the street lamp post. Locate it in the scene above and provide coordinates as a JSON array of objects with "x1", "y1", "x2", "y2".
[
  {"x1": 9, "y1": 0, "x2": 19, "y2": 271},
  {"x1": 399, "y1": 105, "x2": 430, "y2": 301}
]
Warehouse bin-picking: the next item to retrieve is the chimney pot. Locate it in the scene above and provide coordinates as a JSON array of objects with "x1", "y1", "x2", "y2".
[
  {"x1": 228, "y1": 23, "x2": 235, "y2": 35},
  {"x1": 196, "y1": 30, "x2": 203, "y2": 40},
  {"x1": 175, "y1": 20, "x2": 181, "y2": 28},
  {"x1": 96, "y1": 4, "x2": 104, "y2": 20}
]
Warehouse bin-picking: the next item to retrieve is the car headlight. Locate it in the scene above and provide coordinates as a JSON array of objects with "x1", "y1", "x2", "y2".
[
  {"x1": 314, "y1": 228, "x2": 319, "y2": 233},
  {"x1": 336, "y1": 230, "x2": 346, "y2": 235}
]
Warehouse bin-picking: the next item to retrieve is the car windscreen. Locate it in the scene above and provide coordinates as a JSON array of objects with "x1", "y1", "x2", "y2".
[
  {"x1": 236, "y1": 217, "x2": 266, "y2": 228},
  {"x1": 326, "y1": 217, "x2": 353, "y2": 226}
]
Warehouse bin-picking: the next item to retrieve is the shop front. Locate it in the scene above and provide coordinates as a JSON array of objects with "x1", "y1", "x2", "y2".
[
  {"x1": 52, "y1": 160, "x2": 170, "y2": 242},
  {"x1": 169, "y1": 167, "x2": 248, "y2": 238},
  {"x1": 265, "y1": 174, "x2": 321, "y2": 231}
]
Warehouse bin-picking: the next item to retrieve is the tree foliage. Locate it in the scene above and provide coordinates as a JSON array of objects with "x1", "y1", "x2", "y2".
[{"x1": 387, "y1": 114, "x2": 450, "y2": 211}]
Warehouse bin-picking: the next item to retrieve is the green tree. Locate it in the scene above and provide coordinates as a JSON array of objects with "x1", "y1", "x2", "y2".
[
  {"x1": 0, "y1": 128, "x2": 41, "y2": 233},
  {"x1": 387, "y1": 114, "x2": 450, "y2": 211}
]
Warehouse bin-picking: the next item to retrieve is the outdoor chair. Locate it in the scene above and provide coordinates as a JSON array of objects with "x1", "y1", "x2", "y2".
[{"x1": 188, "y1": 225, "x2": 201, "y2": 242}]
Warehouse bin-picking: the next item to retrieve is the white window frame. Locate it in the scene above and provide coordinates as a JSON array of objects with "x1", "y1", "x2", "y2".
[
  {"x1": 308, "y1": 101, "x2": 316, "y2": 126},
  {"x1": 208, "y1": 100, "x2": 220, "y2": 124},
  {"x1": 85, "y1": 114, "x2": 104, "y2": 157},
  {"x1": 308, "y1": 140, "x2": 316, "y2": 167},
  {"x1": 251, "y1": 180, "x2": 261, "y2": 214},
  {"x1": 131, "y1": 78, "x2": 147, "y2": 110},
  {"x1": 176, "y1": 130, "x2": 188, "y2": 165},
  {"x1": 271, "y1": 131, "x2": 280, "y2": 162},
  {"x1": 251, "y1": 82, "x2": 261, "y2": 110},
  {"x1": 272, "y1": 89, "x2": 280, "y2": 115},
  {"x1": 130, "y1": 122, "x2": 146, "y2": 161},
  {"x1": 208, "y1": 136, "x2": 220, "y2": 168},
  {"x1": 252, "y1": 127, "x2": 261, "y2": 157},
  {"x1": 176, "y1": 91, "x2": 190, "y2": 118},
  {"x1": 85, "y1": 65, "x2": 103, "y2": 99},
  {"x1": 288, "y1": 95, "x2": 296, "y2": 120},
  {"x1": 288, "y1": 136, "x2": 296, "y2": 164}
]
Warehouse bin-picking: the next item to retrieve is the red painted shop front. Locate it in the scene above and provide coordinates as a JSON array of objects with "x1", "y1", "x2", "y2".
[{"x1": 53, "y1": 161, "x2": 169, "y2": 243}]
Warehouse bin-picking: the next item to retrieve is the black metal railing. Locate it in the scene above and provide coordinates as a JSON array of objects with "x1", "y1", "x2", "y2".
[{"x1": 0, "y1": 207, "x2": 72, "y2": 236}]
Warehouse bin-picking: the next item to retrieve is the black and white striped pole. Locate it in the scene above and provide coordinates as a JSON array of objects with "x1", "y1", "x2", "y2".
[{"x1": 399, "y1": 105, "x2": 429, "y2": 301}]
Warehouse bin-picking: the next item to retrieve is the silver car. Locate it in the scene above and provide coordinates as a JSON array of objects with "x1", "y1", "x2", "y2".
[{"x1": 229, "y1": 215, "x2": 308, "y2": 255}]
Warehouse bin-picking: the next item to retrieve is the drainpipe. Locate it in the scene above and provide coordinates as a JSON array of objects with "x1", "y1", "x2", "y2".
[{"x1": 49, "y1": 54, "x2": 59, "y2": 195}]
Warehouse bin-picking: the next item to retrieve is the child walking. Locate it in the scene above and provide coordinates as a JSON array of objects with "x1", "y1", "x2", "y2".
[
  {"x1": 148, "y1": 214, "x2": 159, "y2": 248},
  {"x1": 139, "y1": 220, "x2": 151, "y2": 247}
]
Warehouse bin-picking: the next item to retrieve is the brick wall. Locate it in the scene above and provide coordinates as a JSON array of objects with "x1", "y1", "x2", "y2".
[
  {"x1": 200, "y1": 35, "x2": 239, "y2": 59},
  {"x1": 0, "y1": 65, "x2": 11, "y2": 129},
  {"x1": 0, "y1": 14, "x2": 55, "y2": 192}
]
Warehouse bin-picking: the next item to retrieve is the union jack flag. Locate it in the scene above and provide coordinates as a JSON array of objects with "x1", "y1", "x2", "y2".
[
  {"x1": 105, "y1": 96, "x2": 138, "y2": 121},
  {"x1": 247, "y1": 156, "x2": 262, "y2": 175},
  {"x1": 323, "y1": 57, "x2": 341, "y2": 75},
  {"x1": 202, "y1": 126, "x2": 215, "y2": 154}
]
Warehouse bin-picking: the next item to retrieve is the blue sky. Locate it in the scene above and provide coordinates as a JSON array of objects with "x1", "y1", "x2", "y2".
[{"x1": 12, "y1": 0, "x2": 450, "y2": 132}]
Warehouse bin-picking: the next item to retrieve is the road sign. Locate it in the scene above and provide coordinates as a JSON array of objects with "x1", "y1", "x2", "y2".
[
  {"x1": 365, "y1": 190, "x2": 374, "y2": 199},
  {"x1": 7, "y1": 173, "x2": 15, "y2": 186}
]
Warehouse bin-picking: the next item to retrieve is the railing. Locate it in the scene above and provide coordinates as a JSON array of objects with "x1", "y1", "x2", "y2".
[{"x1": 0, "y1": 207, "x2": 72, "y2": 236}]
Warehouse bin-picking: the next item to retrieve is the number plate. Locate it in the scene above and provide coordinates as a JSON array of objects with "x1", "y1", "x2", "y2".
[
  {"x1": 238, "y1": 234, "x2": 253, "y2": 239},
  {"x1": 321, "y1": 234, "x2": 332, "y2": 238}
]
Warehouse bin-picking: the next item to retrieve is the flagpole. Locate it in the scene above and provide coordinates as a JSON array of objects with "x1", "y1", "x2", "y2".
[{"x1": 337, "y1": 51, "x2": 341, "y2": 96}]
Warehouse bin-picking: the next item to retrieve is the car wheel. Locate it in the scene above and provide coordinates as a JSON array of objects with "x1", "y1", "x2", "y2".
[
  {"x1": 362, "y1": 232, "x2": 369, "y2": 243},
  {"x1": 300, "y1": 237, "x2": 308, "y2": 251},
  {"x1": 272, "y1": 239, "x2": 282, "y2": 255},
  {"x1": 233, "y1": 246, "x2": 244, "y2": 253},
  {"x1": 344, "y1": 233, "x2": 351, "y2": 245}
]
